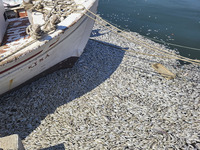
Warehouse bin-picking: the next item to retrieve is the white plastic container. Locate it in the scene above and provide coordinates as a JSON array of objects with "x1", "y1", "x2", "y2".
[{"x1": 0, "y1": 0, "x2": 8, "y2": 44}]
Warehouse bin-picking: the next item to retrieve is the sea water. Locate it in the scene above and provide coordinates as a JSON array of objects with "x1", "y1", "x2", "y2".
[{"x1": 98, "y1": 0, "x2": 200, "y2": 60}]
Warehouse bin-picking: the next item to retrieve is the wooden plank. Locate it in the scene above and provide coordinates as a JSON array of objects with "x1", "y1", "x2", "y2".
[{"x1": 152, "y1": 63, "x2": 176, "y2": 79}]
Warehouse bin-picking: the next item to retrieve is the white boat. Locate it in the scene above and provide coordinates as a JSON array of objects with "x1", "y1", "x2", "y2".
[{"x1": 0, "y1": 0, "x2": 98, "y2": 95}]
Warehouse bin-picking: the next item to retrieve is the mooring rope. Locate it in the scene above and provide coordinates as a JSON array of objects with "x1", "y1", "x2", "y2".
[
  {"x1": 101, "y1": 17, "x2": 200, "y2": 52},
  {"x1": 18, "y1": 0, "x2": 200, "y2": 65},
  {"x1": 23, "y1": 0, "x2": 84, "y2": 39},
  {"x1": 79, "y1": 6, "x2": 200, "y2": 65}
]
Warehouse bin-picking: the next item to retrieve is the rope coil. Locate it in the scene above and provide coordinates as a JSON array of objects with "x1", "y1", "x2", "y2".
[{"x1": 23, "y1": 0, "x2": 80, "y2": 39}]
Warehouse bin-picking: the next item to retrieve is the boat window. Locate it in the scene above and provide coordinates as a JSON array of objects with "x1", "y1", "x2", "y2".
[{"x1": 3, "y1": 12, "x2": 7, "y2": 21}]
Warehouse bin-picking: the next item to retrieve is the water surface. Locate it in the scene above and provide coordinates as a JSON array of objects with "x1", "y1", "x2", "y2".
[{"x1": 98, "y1": 0, "x2": 200, "y2": 60}]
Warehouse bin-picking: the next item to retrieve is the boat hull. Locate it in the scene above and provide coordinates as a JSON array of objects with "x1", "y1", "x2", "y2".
[{"x1": 0, "y1": 0, "x2": 98, "y2": 95}]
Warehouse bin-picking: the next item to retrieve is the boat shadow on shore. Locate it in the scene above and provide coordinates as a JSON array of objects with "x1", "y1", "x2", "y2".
[
  {"x1": 0, "y1": 32, "x2": 125, "y2": 141},
  {"x1": 0, "y1": 29, "x2": 198, "y2": 148}
]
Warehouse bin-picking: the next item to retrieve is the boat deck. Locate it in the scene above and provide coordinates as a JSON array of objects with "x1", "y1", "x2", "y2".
[{"x1": 0, "y1": 17, "x2": 30, "y2": 55}]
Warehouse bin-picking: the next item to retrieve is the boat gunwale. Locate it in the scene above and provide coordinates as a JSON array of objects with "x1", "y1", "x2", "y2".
[{"x1": 0, "y1": 0, "x2": 96, "y2": 66}]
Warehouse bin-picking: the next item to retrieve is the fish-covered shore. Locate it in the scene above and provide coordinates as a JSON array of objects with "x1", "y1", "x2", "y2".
[{"x1": 0, "y1": 19, "x2": 199, "y2": 149}]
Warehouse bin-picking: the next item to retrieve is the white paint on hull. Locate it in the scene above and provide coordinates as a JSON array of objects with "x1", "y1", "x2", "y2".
[{"x1": 0, "y1": 0, "x2": 98, "y2": 95}]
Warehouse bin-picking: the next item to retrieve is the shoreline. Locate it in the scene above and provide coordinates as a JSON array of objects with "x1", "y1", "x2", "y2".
[{"x1": 0, "y1": 20, "x2": 199, "y2": 149}]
